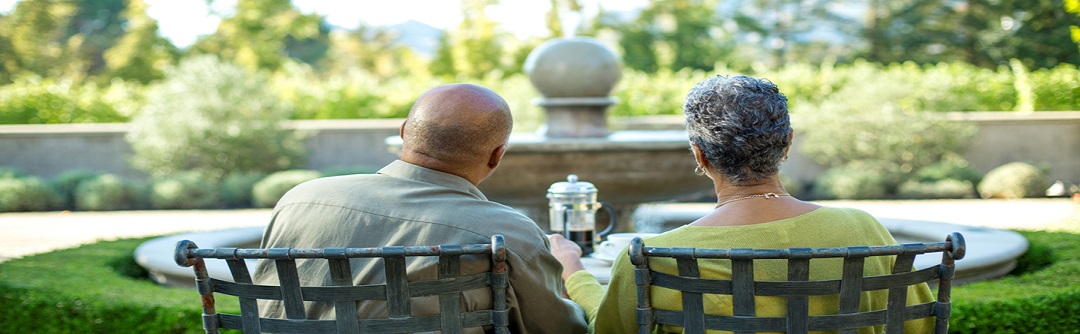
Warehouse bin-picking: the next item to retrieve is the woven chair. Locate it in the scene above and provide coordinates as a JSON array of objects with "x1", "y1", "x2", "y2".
[
  {"x1": 629, "y1": 232, "x2": 965, "y2": 334},
  {"x1": 173, "y1": 235, "x2": 509, "y2": 334}
]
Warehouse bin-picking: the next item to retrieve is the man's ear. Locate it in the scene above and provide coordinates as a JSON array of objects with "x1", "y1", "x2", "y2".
[
  {"x1": 488, "y1": 144, "x2": 507, "y2": 169},
  {"x1": 399, "y1": 120, "x2": 407, "y2": 139}
]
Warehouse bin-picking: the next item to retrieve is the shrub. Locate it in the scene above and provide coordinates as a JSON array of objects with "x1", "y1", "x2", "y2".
[
  {"x1": 950, "y1": 230, "x2": 1080, "y2": 333},
  {"x1": 977, "y1": 162, "x2": 1052, "y2": 199},
  {"x1": 0, "y1": 177, "x2": 59, "y2": 212},
  {"x1": 219, "y1": 172, "x2": 266, "y2": 208},
  {"x1": 915, "y1": 159, "x2": 983, "y2": 185},
  {"x1": 0, "y1": 167, "x2": 28, "y2": 179},
  {"x1": 252, "y1": 170, "x2": 321, "y2": 208},
  {"x1": 896, "y1": 179, "x2": 976, "y2": 199},
  {"x1": 0, "y1": 76, "x2": 130, "y2": 124},
  {"x1": 74, "y1": 174, "x2": 143, "y2": 211},
  {"x1": 794, "y1": 64, "x2": 978, "y2": 182},
  {"x1": 0, "y1": 237, "x2": 239, "y2": 333},
  {"x1": 148, "y1": 172, "x2": 220, "y2": 210},
  {"x1": 126, "y1": 55, "x2": 307, "y2": 180},
  {"x1": 49, "y1": 169, "x2": 104, "y2": 210},
  {"x1": 811, "y1": 165, "x2": 889, "y2": 200}
]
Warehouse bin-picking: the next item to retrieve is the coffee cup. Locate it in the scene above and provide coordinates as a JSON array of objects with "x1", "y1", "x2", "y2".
[{"x1": 596, "y1": 233, "x2": 658, "y2": 258}]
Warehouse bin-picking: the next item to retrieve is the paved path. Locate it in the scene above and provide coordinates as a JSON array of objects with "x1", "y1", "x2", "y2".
[{"x1": 1, "y1": 199, "x2": 1077, "y2": 263}]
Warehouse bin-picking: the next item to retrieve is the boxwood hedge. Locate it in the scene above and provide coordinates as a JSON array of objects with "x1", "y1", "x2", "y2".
[
  {"x1": 1, "y1": 230, "x2": 1078, "y2": 333},
  {"x1": 0, "y1": 238, "x2": 239, "y2": 333}
]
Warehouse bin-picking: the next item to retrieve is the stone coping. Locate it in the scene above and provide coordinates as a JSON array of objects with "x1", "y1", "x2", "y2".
[{"x1": 142, "y1": 206, "x2": 1028, "y2": 288}]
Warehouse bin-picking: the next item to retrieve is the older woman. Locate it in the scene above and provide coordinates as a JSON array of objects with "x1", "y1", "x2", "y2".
[{"x1": 549, "y1": 75, "x2": 934, "y2": 333}]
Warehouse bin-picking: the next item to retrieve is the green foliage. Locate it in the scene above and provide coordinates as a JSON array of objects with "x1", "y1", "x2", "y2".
[
  {"x1": 219, "y1": 172, "x2": 266, "y2": 208},
  {"x1": 0, "y1": 76, "x2": 130, "y2": 124},
  {"x1": 915, "y1": 159, "x2": 984, "y2": 185},
  {"x1": 127, "y1": 55, "x2": 307, "y2": 180},
  {"x1": 977, "y1": 162, "x2": 1052, "y2": 199},
  {"x1": 1030, "y1": 63, "x2": 1080, "y2": 111},
  {"x1": 273, "y1": 62, "x2": 431, "y2": 120},
  {"x1": 148, "y1": 172, "x2": 220, "y2": 210},
  {"x1": 49, "y1": 169, "x2": 103, "y2": 209},
  {"x1": 795, "y1": 62, "x2": 978, "y2": 186},
  {"x1": 950, "y1": 230, "x2": 1080, "y2": 333},
  {"x1": 74, "y1": 174, "x2": 143, "y2": 211},
  {"x1": 811, "y1": 165, "x2": 890, "y2": 200},
  {"x1": 188, "y1": 0, "x2": 325, "y2": 72},
  {"x1": 252, "y1": 169, "x2": 321, "y2": 208},
  {"x1": 0, "y1": 177, "x2": 59, "y2": 212},
  {"x1": 0, "y1": 237, "x2": 239, "y2": 333},
  {"x1": 896, "y1": 179, "x2": 976, "y2": 199},
  {"x1": 102, "y1": 0, "x2": 177, "y2": 84}
]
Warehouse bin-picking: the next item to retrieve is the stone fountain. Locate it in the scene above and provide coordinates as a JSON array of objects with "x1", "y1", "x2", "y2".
[{"x1": 459, "y1": 37, "x2": 711, "y2": 231}]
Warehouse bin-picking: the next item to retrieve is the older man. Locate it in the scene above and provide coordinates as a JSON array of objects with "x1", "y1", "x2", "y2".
[{"x1": 253, "y1": 83, "x2": 588, "y2": 333}]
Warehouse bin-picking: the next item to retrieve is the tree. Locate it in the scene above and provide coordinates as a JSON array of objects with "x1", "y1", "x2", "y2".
[
  {"x1": 322, "y1": 24, "x2": 421, "y2": 79},
  {"x1": 1, "y1": 0, "x2": 79, "y2": 79},
  {"x1": 731, "y1": 0, "x2": 856, "y2": 68},
  {"x1": 429, "y1": 31, "x2": 457, "y2": 77},
  {"x1": 189, "y1": 0, "x2": 325, "y2": 72},
  {"x1": 863, "y1": 0, "x2": 1080, "y2": 69},
  {"x1": 596, "y1": 0, "x2": 730, "y2": 73},
  {"x1": 102, "y1": 0, "x2": 178, "y2": 84},
  {"x1": 450, "y1": 0, "x2": 505, "y2": 78}
]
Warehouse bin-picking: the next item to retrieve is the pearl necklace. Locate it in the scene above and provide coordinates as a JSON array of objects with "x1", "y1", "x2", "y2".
[{"x1": 714, "y1": 192, "x2": 791, "y2": 208}]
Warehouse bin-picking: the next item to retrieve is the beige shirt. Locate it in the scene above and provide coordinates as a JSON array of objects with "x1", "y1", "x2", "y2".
[{"x1": 253, "y1": 160, "x2": 587, "y2": 333}]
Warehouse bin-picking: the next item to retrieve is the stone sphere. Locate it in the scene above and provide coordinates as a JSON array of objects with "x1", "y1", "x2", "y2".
[{"x1": 524, "y1": 37, "x2": 623, "y2": 98}]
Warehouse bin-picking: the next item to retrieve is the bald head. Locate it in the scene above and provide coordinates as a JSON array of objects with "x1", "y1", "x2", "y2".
[{"x1": 401, "y1": 84, "x2": 513, "y2": 172}]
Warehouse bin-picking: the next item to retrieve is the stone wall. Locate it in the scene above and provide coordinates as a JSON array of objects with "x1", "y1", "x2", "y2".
[{"x1": 2, "y1": 112, "x2": 1078, "y2": 184}]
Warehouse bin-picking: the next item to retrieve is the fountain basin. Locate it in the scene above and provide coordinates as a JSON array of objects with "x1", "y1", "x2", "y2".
[
  {"x1": 387, "y1": 130, "x2": 714, "y2": 231},
  {"x1": 138, "y1": 206, "x2": 1027, "y2": 288}
]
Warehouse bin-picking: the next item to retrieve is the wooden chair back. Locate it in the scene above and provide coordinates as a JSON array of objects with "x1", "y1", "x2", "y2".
[
  {"x1": 174, "y1": 235, "x2": 509, "y2": 334},
  {"x1": 629, "y1": 232, "x2": 965, "y2": 334}
]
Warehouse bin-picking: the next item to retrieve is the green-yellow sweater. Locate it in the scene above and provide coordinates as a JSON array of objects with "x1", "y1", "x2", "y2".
[{"x1": 565, "y1": 207, "x2": 935, "y2": 334}]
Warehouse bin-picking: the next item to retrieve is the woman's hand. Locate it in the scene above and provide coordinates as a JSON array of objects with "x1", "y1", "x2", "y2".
[{"x1": 547, "y1": 234, "x2": 586, "y2": 281}]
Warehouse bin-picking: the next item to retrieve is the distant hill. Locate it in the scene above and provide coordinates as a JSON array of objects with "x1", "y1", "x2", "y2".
[{"x1": 383, "y1": 20, "x2": 443, "y2": 58}]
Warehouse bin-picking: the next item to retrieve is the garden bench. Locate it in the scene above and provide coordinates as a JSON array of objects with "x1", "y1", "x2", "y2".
[
  {"x1": 630, "y1": 232, "x2": 966, "y2": 334},
  {"x1": 173, "y1": 235, "x2": 509, "y2": 334}
]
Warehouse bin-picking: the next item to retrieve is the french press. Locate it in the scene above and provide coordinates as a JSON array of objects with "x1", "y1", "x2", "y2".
[{"x1": 547, "y1": 174, "x2": 617, "y2": 255}]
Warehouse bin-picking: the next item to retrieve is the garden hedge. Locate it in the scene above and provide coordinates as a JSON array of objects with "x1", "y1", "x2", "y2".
[
  {"x1": 1, "y1": 231, "x2": 1078, "y2": 332},
  {"x1": 0, "y1": 237, "x2": 239, "y2": 333}
]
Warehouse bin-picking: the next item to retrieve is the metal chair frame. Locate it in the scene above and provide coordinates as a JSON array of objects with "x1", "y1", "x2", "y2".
[
  {"x1": 630, "y1": 232, "x2": 966, "y2": 334},
  {"x1": 174, "y1": 235, "x2": 509, "y2": 334}
]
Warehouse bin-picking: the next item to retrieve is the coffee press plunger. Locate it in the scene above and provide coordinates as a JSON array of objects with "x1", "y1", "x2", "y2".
[{"x1": 547, "y1": 174, "x2": 617, "y2": 255}]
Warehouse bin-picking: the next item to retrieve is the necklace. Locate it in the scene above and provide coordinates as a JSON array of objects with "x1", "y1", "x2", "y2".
[{"x1": 714, "y1": 192, "x2": 791, "y2": 208}]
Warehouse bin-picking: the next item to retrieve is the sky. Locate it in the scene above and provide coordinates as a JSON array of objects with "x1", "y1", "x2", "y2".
[{"x1": 0, "y1": 0, "x2": 647, "y2": 48}]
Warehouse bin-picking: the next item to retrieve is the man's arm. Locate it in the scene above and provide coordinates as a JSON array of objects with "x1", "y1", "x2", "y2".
[{"x1": 501, "y1": 235, "x2": 589, "y2": 334}]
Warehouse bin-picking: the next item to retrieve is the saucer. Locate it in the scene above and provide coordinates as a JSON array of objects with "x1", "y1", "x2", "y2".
[{"x1": 588, "y1": 252, "x2": 619, "y2": 263}]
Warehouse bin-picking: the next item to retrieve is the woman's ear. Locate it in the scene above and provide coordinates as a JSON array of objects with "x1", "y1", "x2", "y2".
[{"x1": 690, "y1": 142, "x2": 709, "y2": 168}]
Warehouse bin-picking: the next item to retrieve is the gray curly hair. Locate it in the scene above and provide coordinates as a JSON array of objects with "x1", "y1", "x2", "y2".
[{"x1": 684, "y1": 75, "x2": 791, "y2": 185}]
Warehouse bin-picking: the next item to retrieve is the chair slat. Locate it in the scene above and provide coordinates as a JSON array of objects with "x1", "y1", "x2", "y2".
[
  {"x1": 327, "y1": 257, "x2": 360, "y2": 334},
  {"x1": 274, "y1": 259, "x2": 308, "y2": 320},
  {"x1": 786, "y1": 248, "x2": 812, "y2": 334},
  {"x1": 439, "y1": 248, "x2": 464, "y2": 334},
  {"x1": 224, "y1": 258, "x2": 262, "y2": 333},
  {"x1": 382, "y1": 247, "x2": 411, "y2": 318},
  {"x1": 885, "y1": 252, "x2": 918, "y2": 334},
  {"x1": 675, "y1": 257, "x2": 706, "y2": 334}
]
